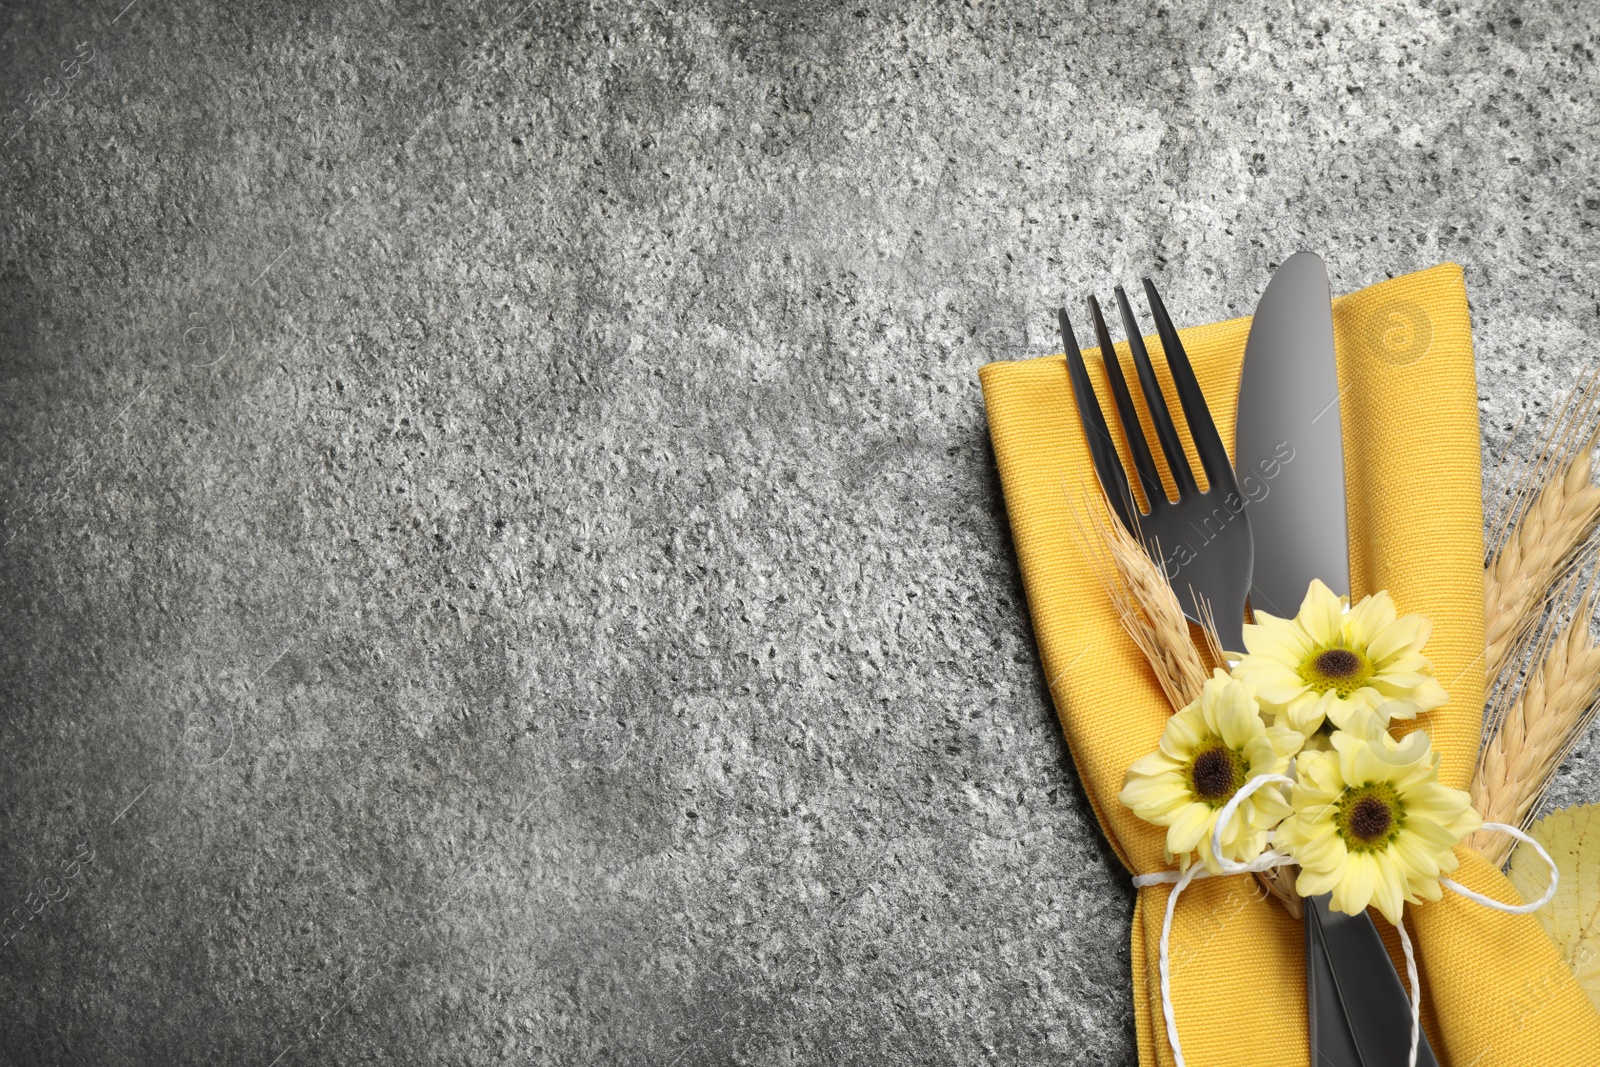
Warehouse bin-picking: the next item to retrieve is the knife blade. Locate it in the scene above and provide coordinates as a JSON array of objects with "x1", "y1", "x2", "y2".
[
  {"x1": 1235, "y1": 252, "x2": 1438, "y2": 1067},
  {"x1": 1234, "y1": 251, "x2": 1349, "y2": 619}
]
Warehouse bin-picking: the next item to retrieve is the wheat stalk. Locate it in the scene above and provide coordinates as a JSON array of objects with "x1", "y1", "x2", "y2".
[
  {"x1": 1081, "y1": 493, "x2": 1303, "y2": 911},
  {"x1": 1087, "y1": 506, "x2": 1209, "y2": 710},
  {"x1": 1471, "y1": 573, "x2": 1600, "y2": 867},
  {"x1": 1484, "y1": 369, "x2": 1600, "y2": 681}
]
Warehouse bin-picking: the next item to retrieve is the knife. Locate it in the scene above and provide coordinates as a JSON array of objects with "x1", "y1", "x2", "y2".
[{"x1": 1235, "y1": 252, "x2": 1438, "y2": 1067}]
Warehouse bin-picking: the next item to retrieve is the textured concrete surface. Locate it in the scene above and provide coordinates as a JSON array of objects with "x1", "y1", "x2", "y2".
[{"x1": 2, "y1": 1, "x2": 1599, "y2": 1063}]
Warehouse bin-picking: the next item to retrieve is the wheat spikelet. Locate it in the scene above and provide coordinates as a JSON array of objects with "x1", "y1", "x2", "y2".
[
  {"x1": 1484, "y1": 369, "x2": 1600, "y2": 681},
  {"x1": 1483, "y1": 444, "x2": 1600, "y2": 679},
  {"x1": 1471, "y1": 574, "x2": 1600, "y2": 867},
  {"x1": 1084, "y1": 505, "x2": 1208, "y2": 711}
]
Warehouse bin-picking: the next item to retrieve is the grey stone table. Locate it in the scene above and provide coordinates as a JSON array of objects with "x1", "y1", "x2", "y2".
[{"x1": 2, "y1": 1, "x2": 1597, "y2": 1063}]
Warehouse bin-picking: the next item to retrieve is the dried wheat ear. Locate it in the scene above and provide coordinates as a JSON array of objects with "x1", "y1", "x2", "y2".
[
  {"x1": 1472, "y1": 571, "x2": 1600, "y2": 868},
  {"x1": 1083, "y1": 503, "x2": 1209, "y2": 710},
  {"x1": 1484, "y1": 367, "x2": 1600, "y2": 682},
  {"x1": 1475, "y1": 366, "x2": 1600, "y2": 868}
]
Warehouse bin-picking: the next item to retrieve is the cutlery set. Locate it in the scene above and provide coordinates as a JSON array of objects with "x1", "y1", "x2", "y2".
[{"x1": 1058, "y1": 254, "x2": 1435, "y2": 1066}]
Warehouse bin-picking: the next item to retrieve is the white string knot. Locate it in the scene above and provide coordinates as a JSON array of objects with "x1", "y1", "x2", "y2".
[{"x1": 1136, "y1": 773, "x2": 1559, "y2": 1067}]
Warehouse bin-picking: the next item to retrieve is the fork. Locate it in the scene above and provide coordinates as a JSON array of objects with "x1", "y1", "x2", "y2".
[{"x1": 1058, "y1": 279, "x2": 1254, "y2": 653}]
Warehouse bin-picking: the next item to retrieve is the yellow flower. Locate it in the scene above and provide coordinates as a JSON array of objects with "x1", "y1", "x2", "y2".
[
  {"x1": 1118, "y1": 669, "x2": 1303, "y2": 873},
  {"x1": 1274, "y1": 717, "x2": 1481, "y2": 924},
  {"x1": 1233, "y1": 579, "x2": 1448, "y2": 735}
]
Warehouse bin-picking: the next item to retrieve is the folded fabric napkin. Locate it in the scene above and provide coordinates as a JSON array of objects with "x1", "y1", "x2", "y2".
[{"x1": 979, "y1": 263, "x2": 1600, "y2": 1066}]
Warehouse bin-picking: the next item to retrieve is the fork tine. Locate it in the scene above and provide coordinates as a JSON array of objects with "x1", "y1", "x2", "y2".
[
  {"x1": 1142, "y1": 278, "x2": 1236, "y2": 495},
  {"x1": 1059, "y1": 308, "x2": 1135, "y2": 530},
  {"x1": 1088, "y1": 295, "x2": 1165, "y2": 510},
  {"x1": 1114, "y1": 285, "x2": 1199, "y2": 499}
]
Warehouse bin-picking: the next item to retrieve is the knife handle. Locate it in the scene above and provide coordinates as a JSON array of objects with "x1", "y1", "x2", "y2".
[
  {"x1": 1307, "y1": 894, "x2": 1440, "y2": 1067},
  {"x1": 1306, "y1": 897, "x2": 1363, "y2": 1066}
]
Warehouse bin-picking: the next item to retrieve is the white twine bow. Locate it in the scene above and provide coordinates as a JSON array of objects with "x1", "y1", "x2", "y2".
[{"x1": 1130, "y1": 773, "x2": 1561, "y2": 1067}]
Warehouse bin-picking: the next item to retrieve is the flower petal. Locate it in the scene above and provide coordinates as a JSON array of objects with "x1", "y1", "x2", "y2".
[
  {"x1": 1166, "y1": 802, "x2": 1214, "y2": 856},
  {"x1": 1214, "y1": 684, "x2": 1263, "y2": 751},
  {"x1": 1369, "y1": 851, "x2": 1406, "y2": 925},
  {"x1": 1332, "y1": 852, "x2": 1379, "y2": 917},
  {"x1": 1366, "y1": 613, "x2": 1432, "y2": 664},
  {"x1": 1345, "y1": 590, "x2": 1398, "y2": 646},
  {"x1": 1298, "y1": 579, "x2": 1347, "y2": 646}
]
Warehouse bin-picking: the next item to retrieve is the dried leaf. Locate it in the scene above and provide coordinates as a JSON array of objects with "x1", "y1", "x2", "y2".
[{"x1": 1507, "y1": 803, "x2": 1600, "y2": 1010}]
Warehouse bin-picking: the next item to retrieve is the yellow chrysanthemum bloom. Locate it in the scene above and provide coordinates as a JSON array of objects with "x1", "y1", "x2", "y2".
[
  {"x1": 1118, "y1": 670, "x2": 1303, "y2": 874},
  {"x1": 1233, "y1": 579, "x2": 1448, "y2": 735},
  {"x1": 1275, "y1": 717, "x2": 1481, "y2": 924}
]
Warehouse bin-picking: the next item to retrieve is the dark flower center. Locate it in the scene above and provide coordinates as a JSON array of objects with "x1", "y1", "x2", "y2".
[
  {"x1": 1299, "y1": 644, "x2": 1374, "y2": 698},
  {"x1": 1186, "y1": 738, "x2": 1246, "y2": 804},
  {"x1": 1335, "y1": 782, "x2": 1404, "y2": 851},
  {"x1": 1315, "y1": 648, "x2": 1362, "y2": 678},
  {"x1": 1346, "y1": 797, "x2": 1392, "y2": 841},
  {"x1": 1191, "y1": 750, "x2": 1233, "y2": 799}
]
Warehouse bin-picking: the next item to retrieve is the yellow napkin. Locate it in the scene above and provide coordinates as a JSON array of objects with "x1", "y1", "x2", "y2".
[{"x1": 979, "y1": 263, "x2": 1600, "y2": 1066}]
